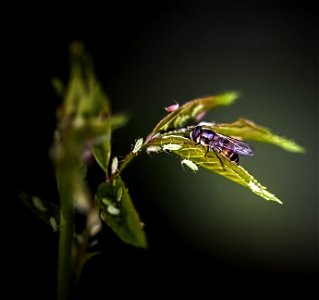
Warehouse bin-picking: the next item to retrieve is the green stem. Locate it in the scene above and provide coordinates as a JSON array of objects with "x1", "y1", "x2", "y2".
[
  {"x1": 117, "y1": 142, "x2": 152, "y2": 178},
  {"x1": 118, "y1": 151, "x2": 137, "y2": 176},
  {"x1": 56, "y1": 168, "x2": 75, "y2": 300},
  {"x1": 73, "y1": 228, "x2": 90, "y2": 283}
]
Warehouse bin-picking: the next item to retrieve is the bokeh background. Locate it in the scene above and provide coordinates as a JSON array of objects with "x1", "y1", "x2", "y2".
[{"x1": 12, "y1": 2, "x2": 317, "y2": 298}]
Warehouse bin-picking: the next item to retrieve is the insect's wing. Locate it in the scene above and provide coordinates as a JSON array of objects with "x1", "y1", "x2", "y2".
[{"x1": 217, "y1": 134, "x2": 255, "y2": 156}]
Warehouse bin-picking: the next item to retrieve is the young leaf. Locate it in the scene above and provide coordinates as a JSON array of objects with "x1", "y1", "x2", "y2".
[
  {"x1": 95, "y1": 177, "x2": 147, "y2": 248},
  {"x1": 18, "y1": 192, "x2": 60, "y2": 231},
  {"x1": 56, "y1": 42, "x2": 112, "y2": 173},
  {"x1": 147, "y1": 92, "x2": 239, "y2": 140},
  {"x1": 93, "y1": 113, "x2": 129, "y2": 172},
  {"x1": 209, "y1": 118, "x2": 305, "y2": 153},
  {"x1": 110, "y1": 113, "x2": 129, "y2": 130},
  {"x1": 146, "y1": 135, "x2": 282, "y2": 204},
  {"x1": 60, "y1": 43, "x2": 111, "y2": 124},
  {"x1": 91, "y1": 122, "x2": 111, "y2": 172},
  {"x1": 51, "y1": 78, "x2": 64, "y2": 96}
]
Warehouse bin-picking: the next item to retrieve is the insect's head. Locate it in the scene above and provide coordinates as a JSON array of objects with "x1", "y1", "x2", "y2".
[{"x1": 190, "y1": 126, "x2": 203, "y2": 143}]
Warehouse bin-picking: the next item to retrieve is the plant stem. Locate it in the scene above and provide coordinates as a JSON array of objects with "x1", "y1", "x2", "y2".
[
  {"x1": 118, "y1": 151, "x2": 137, "y2": 176},
  {"x1": 56, "y1": 166, "x2": 75, "y2": 300}
]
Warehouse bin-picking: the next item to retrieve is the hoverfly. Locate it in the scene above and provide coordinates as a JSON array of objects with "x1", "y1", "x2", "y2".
[{"x1": 190, "y1": 125, "x2": 254, "y2": 166}]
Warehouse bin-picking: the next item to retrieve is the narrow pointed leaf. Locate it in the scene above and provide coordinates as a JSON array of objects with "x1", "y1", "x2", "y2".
[
  {"x1": 95, "y1": 177, "x2": 147, "y2": 248},
  {"x1": 147, "y1": 92, "x2": 239, "y2": 139},
  {"x1": 146, "y1": 135, "x2": 282, "y2": 203},
  {"x1": 51, "y1": 78, "x2": 64, "y2": 96},
  {"x1": 110, "y1": 113, "x2": 130, "y2": 130},
  {"x1": 92, "y1": 112, "x2": 129, "y2": 171},
  {"x1": 210, "y1": 118, "x2": 305, "y2": 153},
  {"x1": 91, "y1": 122, "x2": 111, "y2": 171}
]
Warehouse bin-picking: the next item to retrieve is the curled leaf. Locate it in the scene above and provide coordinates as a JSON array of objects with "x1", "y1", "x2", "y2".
[{"x1": 147, "y1": 92, "x2": 239, "y2": 140}]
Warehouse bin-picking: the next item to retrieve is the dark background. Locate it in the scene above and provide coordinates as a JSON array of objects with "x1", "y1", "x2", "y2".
[{"x1": 10, "y1": 2, "x2": 317, "y2": 298}]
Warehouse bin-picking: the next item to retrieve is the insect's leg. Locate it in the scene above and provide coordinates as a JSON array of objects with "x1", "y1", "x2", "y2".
[
  {"x1": 212, "y1": 148, "x2": 225, "y2": 170},
  {"x1": 205, "y1": 146, "x2": 210, "y2": 157}
]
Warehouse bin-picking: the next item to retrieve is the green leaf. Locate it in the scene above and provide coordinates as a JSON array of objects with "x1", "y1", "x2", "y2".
[
  {"x1": 209, "y1": 118, "x2": 305, "y2": 153},
  {"x1": 147, "y1": 92, "x2": 239, "y2": 140},
  {"x1": 55, "y1": 42, "x2": 113, "y2": 172},
  {"x1": 91, "y1": 113, "x2": 129, "y2": 172},
  {"x1": 146, "y1": 135, "x2": 282, "y2": 204},
  {"x1": 61, "y1": 42, "x2": 111, "y2": 123},
  {"x1": 18, "y1": 192, "x2": 60, "y2": 231},
  {"x1": 110, "y1": 113, "x2": 130, "y2": 130},
  {"x1": 51, "y1": 78, "x2": 64, "y2": 96},
  {"x1": 95, "y1": 177, "x2": 147, "y2": 248},
  {"x1": 91, "y1": 123, "x2": 111, "y2": 172}
]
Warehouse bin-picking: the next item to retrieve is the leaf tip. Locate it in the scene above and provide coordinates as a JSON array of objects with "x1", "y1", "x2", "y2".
[
  {"x1": 216, "y1": 91, "x2": 240, "y2": 105},
  {"x1": 51, "y1": 78, "x2": 64, "y2": 96},
  {"x1": 272, "y1": 198, "x2": 283, "y2": 205},
  {"x1": 69, "y1": 41, "x2": 85, "y2": 55}
]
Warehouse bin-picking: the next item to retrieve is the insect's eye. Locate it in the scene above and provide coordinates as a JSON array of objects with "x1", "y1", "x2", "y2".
[{"x1": 190, "y1": 126, "x2": 202, "y2": 141}]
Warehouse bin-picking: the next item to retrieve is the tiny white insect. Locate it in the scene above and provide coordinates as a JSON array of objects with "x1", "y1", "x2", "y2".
[
  {"x1": 49, "y1": 217, "x2": 58, "y2": 232},
  {"x1": 90, "y1": 222, "x2": 102, "y2": 236},
  {"x1": 116, "y1": 187, "x2": 123, "y2": 202},
  {"x1": 132, "y1": 138, "x2": 144, "y2": 154},
  {"x1": 32, "y1": 197, "x2": 47, "y2": 212},
  {"x1": 102, "y1": 198, "x2": 121, "y2": 215},
  {"x1": 111, "y1": 157, "x2": 118, "y2": 175},
  {"x1": 162, "y1": 144, "x2": 183, "y2": 151},
  {"x1": 107, "y1": 204, "x2": 120, "y2": 216},
  {"x1": 181, "y1": 159, "x2": 199, "y2": 172},
  {"x1": 146, "y1": 145, "x2": 162, "y2": 154}
]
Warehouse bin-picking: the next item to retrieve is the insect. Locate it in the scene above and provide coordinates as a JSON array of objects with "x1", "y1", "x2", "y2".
[{"x1": 190, "y1": 125, "x2": 254, "y2": 166}]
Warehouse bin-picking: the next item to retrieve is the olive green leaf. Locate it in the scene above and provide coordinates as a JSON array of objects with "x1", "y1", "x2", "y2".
[
  {"x1": 54, "y1": 42, "x2": 112, "y2": 173},
  {"x1": 92, "y1": 113, "x2": 129, "y2": 171},
  {"x1": 110, "y1": 113, "x2": 130, "y2": 130},
  {"x1": 18, "y1": 192, "x2": 60, "y2": 231},
  {"x1": 209, "y1": 118, "x2": 305, "y2": 153},
  {"x1": 145, "y1": 135, "x2": 282, "y2": 204},
  {"x1": 95, "y1": 176, "x2": 147, "y2": 248},
  {"x1": 51, "y1": 78, "x2": 64, "y2": 96},
  {"x1": 147, "y1": 92, "x2": 239, "y2": 140},
  {"x1": 60, "y1": 42, "x2": 111, "y2": 125}
]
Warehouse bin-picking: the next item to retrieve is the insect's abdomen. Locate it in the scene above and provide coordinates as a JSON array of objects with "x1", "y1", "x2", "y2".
[{"x1": 222, "y1": 149, "x2": 240, "y2": 164}]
